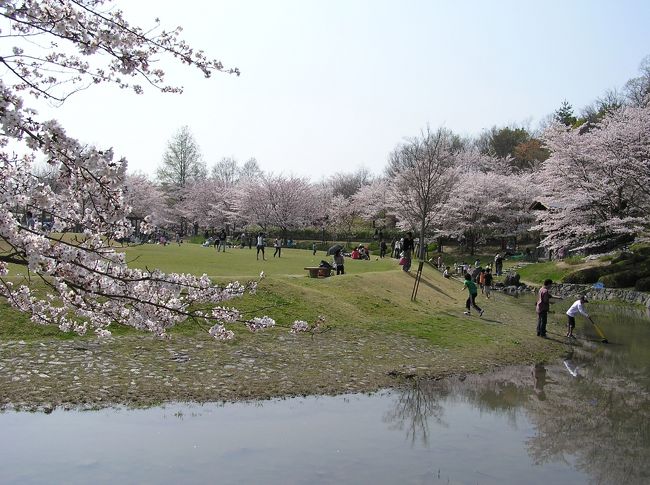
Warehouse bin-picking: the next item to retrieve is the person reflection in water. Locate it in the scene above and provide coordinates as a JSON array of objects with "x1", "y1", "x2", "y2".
[
  {"x1": 532, "y1": 363, "x2": 548, "y2": 401},
  {"x1": 562, "y1": 348, "x2": 580, "y2": 378}
]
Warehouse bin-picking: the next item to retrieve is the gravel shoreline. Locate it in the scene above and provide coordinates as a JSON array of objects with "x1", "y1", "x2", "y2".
[{"x1": 0, "y1": 326, "x2": 562, "y2": 412}]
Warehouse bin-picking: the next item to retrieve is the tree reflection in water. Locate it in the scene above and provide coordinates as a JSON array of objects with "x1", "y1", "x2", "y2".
[
  {"x1": 383, "y1": 378, "x2": 448, "y2": 446},
  {"x1": 386, "y1": 337, "x2": 649, "y2": 484}
]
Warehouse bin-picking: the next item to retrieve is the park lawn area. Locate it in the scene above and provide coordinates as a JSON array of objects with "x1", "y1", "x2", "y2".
[
  {"x1": 0, "y1": 242, "x2": 570, "y2": 409},
  {"x1": 515, "y1": 261, "x2": 575, "y2": 285},
  {"x1": 121, "y1": 242, "x2": 398, "y2": 280},
  {"x1": 123, "y1": 244, "x2": 529, "y2": 340},
  {"x1": 1, "y1": 242, "x2": 566, "y2": 352}
]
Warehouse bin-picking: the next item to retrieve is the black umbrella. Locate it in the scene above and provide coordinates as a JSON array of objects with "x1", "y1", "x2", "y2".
[{"x1": 327, "y1": 244, "x2": 343, "y2": 255}]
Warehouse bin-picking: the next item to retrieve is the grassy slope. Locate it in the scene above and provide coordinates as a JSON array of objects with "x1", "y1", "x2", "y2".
[{"x1": 115, "y1": 244, "x2": 563, "y2": 365}]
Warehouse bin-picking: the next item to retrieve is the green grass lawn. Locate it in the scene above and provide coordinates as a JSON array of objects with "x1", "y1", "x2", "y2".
[
  {"x1": 122, "y1": 243, "x2": 398, "y2": 281},
  {"x1": 109, "y1": 244, "x2": 557, "y2": 351},
  {"x1": 515, "y1": 261, "x2": 573, "y2": 285}
]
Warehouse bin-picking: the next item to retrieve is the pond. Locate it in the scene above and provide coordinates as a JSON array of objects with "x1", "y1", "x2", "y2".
[{"x1": 1, "y1": 301, "x2": 648, "y2": 484}]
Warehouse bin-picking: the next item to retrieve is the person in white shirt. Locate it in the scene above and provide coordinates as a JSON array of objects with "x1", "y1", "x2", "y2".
[
  {"x1": 565, "y1": 295, "x2": 592, "y2": 339},
  {"x1": 256, "y1": 233, "x2": 266, "y2": 260}
]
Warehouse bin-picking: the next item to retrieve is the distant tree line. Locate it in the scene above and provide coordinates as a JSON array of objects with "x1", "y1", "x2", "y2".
[{"x1": 122, "y1": 55, "x2": 650, "y2": 255}]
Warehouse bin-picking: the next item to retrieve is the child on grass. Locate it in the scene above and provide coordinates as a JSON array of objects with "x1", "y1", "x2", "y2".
[{"x1": 461, "y1": 273, "x2": 484, "y2": 317}]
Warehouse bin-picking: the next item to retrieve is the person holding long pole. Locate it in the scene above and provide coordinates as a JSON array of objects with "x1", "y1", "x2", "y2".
[{"x1": 565, "y1": 295, "x2": 592, "y2": 339}]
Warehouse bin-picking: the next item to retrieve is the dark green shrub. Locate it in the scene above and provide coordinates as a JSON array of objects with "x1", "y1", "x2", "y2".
[
  {"x1": 611, "y1": 252, "x2": 643, "y2": 264},
  {"x1": 635, "y1": 276, "x2": 650, "y2": 292},
  {"x1": 598, "y1": 271, "x2": 640, "y2": 288},
  {"x1": 632, "y1": 245, "x2": 650, "y2": 257},
  {"x1": 563, "y1": 267, "x2": 603, "y2": 284}
]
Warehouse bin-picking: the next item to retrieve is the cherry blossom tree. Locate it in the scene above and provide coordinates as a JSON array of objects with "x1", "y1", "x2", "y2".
[
  {"x1": 0, "y1": 1, "x2": 292, "y2": 340},
  {"x1": 178, "y1": 178, "x2": 236, "y2": 234},
  {"x1": 327, "y1": 193, "x2": 362, "y2": 243},
  {"x1": 124, "y1": 172, "x2": 169, "y2": 232},
  {"x1": 352, "y1": 178, "x2": 392, "y2": 228},
  {"x1": 441, "y1": 171, "x2": 538, "y2": 255},
  {"x1": 386, "y1": 127, "x2": 459, "y2": 256},
  {"x1": 535, "y1": 103, "x2": 650, "y2": 251},
  {"x1": 326, "y1": 168, "x2": 373, "y2": 198},
  {"x1": 236, "y1": 174, "x2": 317, "y2": 239}
]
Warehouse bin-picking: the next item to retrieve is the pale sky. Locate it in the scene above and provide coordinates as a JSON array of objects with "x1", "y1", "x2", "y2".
[{"x1": 35, "y1": 0, "x2": 650, "y2": 181}]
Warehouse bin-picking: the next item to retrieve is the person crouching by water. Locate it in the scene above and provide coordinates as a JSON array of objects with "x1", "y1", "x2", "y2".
[
  {"x1": 566, "y1": 295, "x2": 591, "y2": 339},
  {"x1": 461, "y1": 273, "x2": 484, "y2": 317},
  {"x1": 333, "y1": 248, "x2": 345, "y2": 275},
  {"x1": 536, "y1": 279, "x2": 561, "y2": 338}
]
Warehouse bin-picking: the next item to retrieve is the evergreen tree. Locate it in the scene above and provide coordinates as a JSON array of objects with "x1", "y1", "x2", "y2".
[{"x1": 554, "y1": 100, "x2": 577, "y2": 126}]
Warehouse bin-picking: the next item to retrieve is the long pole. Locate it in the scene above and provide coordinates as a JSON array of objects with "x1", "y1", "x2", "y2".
[
  {"x1": 590, "y1": 317, "x2": 609, "y2": 344},
  {"x1": 411, "y1": 261, "x2": 424, "y2": 301}
]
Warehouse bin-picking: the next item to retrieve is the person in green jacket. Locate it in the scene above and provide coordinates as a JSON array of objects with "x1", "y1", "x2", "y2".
[{"x1": 461, "y1": 273, "x2": 484, "y2": 317}]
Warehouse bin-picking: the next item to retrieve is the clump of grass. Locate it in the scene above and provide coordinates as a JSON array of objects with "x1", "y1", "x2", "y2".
[{"x1": 564, "y1": 255, "x2": 584, "y2": 265}]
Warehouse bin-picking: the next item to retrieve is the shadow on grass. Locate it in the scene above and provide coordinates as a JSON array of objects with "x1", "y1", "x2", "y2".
[
  {"x1": 477, "y1": 317, "x2": 504, "y2": 325},
  {"x1": 404, "y1": 272, "x2": 455, "y2": 299}
]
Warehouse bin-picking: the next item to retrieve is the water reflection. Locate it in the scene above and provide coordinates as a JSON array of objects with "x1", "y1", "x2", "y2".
[
  {"x1": 383, "y1": 379, "x2": 447, "y2": 446},
  {"x1": 0, "y1": 303, "x2": 647, "y2": 485},
  {"x1": 387, "y1": 305, "x2": 650, "y2": 485}
]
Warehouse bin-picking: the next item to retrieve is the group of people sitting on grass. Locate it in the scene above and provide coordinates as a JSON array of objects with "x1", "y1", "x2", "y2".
[{"x1": 350, "y1": 245, "x2": 370, "y2": 260}]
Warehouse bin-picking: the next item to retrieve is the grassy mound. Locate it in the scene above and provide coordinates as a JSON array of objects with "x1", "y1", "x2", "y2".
[{"x1": 562, "y1": 246, "x2": 650, "y2": 289}]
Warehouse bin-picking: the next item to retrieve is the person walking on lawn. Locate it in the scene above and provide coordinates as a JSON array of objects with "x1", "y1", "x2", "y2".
[
  {"x1": 461, "y1": 273, "x2": 484, "y2": 317},
  {"x1": 256, "y1": 233, "x2": 266, "y2": 261},
  {"x1": 273, "y1": 238, "x2": 282, "y2": 258}
]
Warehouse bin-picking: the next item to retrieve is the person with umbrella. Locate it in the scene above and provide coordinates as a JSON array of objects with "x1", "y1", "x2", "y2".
[{"x1": 327, "y1": 244, "x2": 343, "y2": 256}]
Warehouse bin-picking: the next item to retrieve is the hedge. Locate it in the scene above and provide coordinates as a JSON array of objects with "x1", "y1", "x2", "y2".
[
  {"x1": 599, "y1": 271, "x2": 642, "y2": 289},
  {"x1": 635, "y1": 276, "x2": 650, "y2": 292}
]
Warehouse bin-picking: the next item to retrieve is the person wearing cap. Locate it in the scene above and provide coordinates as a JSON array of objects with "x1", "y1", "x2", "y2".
[{"x1": 565, "y1": 295, "x2": 591, "y2": 339}]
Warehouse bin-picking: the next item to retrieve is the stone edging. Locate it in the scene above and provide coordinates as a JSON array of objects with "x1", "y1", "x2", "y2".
[{"x1": 494, "y1": 282, "x2": 650, "y2": 308}]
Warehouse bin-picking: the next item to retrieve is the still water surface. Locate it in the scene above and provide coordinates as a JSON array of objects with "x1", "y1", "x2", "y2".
[{"x1": 1, "y1": 301, "x2": 648, "y2": 485}]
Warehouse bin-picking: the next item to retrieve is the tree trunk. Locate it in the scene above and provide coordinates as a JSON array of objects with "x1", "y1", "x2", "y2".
[{"x1": 419, "y1": 221, "x2": 426, "y2": 260}]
